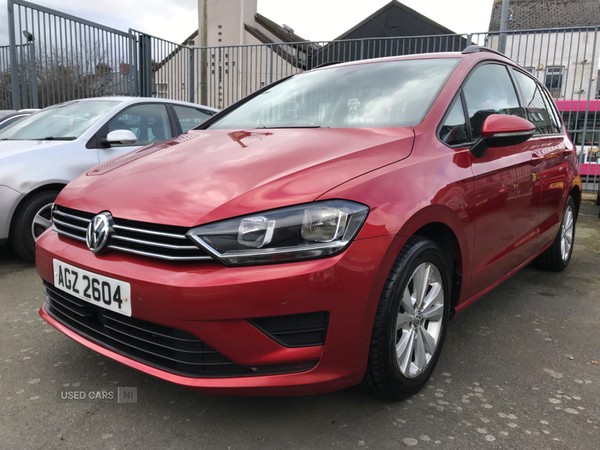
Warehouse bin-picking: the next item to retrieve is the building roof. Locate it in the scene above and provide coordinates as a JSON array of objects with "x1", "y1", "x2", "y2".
[
  {"x1": 254, "y1": 13, "x2": 309, "y2": 43},
  {"x1": 334, "y1": 0, "x2": 456, "y2": 40},
  {"x1": 489, "y1": 0, "x2": 600, "y2": 31}
]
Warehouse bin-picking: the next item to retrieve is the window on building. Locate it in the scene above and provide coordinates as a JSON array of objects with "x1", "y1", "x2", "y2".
[
  {"x1": 544, "y1": 66, "x2": 564, "y2": 98},
  {"x1": 156, "y1": 83, "x2": 168, "y2": 99}
]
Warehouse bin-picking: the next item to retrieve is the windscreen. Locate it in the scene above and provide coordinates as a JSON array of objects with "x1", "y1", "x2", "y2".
[
  {"x1": 208, "y1": 58, "x2": 460, "y2": 130},
  {"x1": 0, "y1": 100, "x2": 120, "y2": 140}
]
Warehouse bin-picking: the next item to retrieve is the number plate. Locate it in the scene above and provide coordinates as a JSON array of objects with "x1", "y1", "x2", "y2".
[{"x1": 52, "y1": 259, "x2": 132, "y2": 317}]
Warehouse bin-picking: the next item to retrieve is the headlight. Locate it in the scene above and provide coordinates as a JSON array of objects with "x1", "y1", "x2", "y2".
[{"x1": 187, "y1": 200, "x2": 369, "y2": 266}]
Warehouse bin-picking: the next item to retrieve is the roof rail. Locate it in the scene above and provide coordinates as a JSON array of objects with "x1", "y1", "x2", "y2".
[
  {"x1": 462, "y1": 45, "x2": 511, "y2": 59},
  {"x1": 312, "y1": 61, "x2": 343, "y2": 69}
]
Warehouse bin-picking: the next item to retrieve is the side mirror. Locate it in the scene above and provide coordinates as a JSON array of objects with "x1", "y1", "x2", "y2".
[
  {"x1": 471, "y1": 114, "x2": 535, "y2": 158},
  {"x1": 102, "y1": 129, "x2": 137, "y2": 147},
  {"x1": 595, "y1": 151, "x2": 600, "y2": 158}
]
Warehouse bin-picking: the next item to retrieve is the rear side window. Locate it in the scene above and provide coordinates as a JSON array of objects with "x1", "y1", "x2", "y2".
[
  {"x1": 512, "y1": 69, "x2": 559, "y2": 135},
  {"x1": 173, "y1": 105, "x2": 212, "y2": 132},
  {"x1": 540, "y1": 88, "x2": 562, "y2": 133},
  {"x1": 463, "y1": 64, "x2": 523, "y2": 140},
  {"x1": 440, "y1": 98, "x2": 469, "y2": 146}
]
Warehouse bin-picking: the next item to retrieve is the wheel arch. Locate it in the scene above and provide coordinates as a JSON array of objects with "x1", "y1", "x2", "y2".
[
  {"x1": 9, "y1": 183, "x2": 65, "y2": 235},
  {"x1": 569, "y1": 183, "x2": 581, "y2": 216},
  {"x1": 412, "y1": 222, "x2": 463, "y2": 317}
]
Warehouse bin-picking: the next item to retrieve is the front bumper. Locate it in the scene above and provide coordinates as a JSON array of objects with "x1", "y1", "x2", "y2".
[{"x1": 37, "y1": 230, "x2": 393, "y2": 395}]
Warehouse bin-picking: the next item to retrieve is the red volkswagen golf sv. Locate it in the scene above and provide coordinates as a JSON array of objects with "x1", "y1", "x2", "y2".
[{"x1": 36, "y1": 46, "x2": 581, "y2": 399}]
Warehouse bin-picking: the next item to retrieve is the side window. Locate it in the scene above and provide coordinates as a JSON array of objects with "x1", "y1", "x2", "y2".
[
  {"x1": 463, "y1": 64, "x2": 523, "y2": 140},
  {"x1": 0, "y1": 115, "x2": 26, "y2": 131},
  {"x1": 440, "y1": 96, "x2": 469, "y2": 146},
  {"x1": 512, "y1": 69, "x2": 556, "y2": 135},
  {"x1": 106, "y1": 104, "x2": 172, "y2": 146},
  {"x1": 173, "y1": 105, "x2": 212, "y2": 132},
  {"x1": 540, "y1": 88, "x2": 562, "y2": 134}
]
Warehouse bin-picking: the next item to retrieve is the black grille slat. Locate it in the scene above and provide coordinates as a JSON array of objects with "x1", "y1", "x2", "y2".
[
  {"x1": 44, "y1": 281, "x2": 250, "y2": 377},
  {"x1": 52, "y1": 205, "x2": 212, "y2": 262}
]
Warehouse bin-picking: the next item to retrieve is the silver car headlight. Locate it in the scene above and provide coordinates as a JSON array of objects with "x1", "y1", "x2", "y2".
[{"x1": 186, "y1": 200, "x2": 369, "y2": 266}]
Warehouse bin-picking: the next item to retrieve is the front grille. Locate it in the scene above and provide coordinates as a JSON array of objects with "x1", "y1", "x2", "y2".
[
  {"x1": 44, "y1": 281, "x2": 317, "y2": 377},
  {"x1": 249, "y1": 312, "x2": 329, "y2": 347},
  {"x1": 52, "y1": 205, "x2": 212, "y2": 262}
]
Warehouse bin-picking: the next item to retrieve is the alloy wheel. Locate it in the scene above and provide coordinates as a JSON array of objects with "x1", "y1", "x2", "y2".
[
  {"x1": 31, "y1": 203, "x2": 54, "y2": 241},
  {"x1": 560, "y1": 205, "x2": 574, "y2": 262},
  {"x1": 395, "y1": 262, "x2": 445, "y2": 378}
]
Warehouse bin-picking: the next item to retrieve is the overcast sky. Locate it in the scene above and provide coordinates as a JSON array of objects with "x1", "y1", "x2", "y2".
[{"x1": 0, "y1": 0, "x2": 494, "y2": 46}]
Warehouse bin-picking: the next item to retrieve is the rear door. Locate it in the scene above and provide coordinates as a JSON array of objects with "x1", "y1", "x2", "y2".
[
  {"x1": 464, "y1": 63, "x2": 540, "y2": 297},
  {"x1": 511, "y1": 69, "x2": 572, "y2": 249}
]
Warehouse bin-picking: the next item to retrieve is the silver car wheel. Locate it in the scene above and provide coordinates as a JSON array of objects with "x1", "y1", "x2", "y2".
[
  {"x1": 395, "y1": 262, "x2": 444, "y2": 379},
  {"x1": 31, "y1": 202, "x2": 53, "y2": 241},
  {"x1": 560, "y1": 204, "x2": 574, "y2": 262}
]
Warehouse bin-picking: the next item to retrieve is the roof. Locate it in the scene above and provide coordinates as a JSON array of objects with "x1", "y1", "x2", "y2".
[
  {"x1": 334, "y1": 0, "x2": 456, "y2": 40},
  {"x1": 61, "y1": 97, "x2": 218, "y2": 111},
  {"x1": 254, "y1": 13, "x2": 309, "y2": 43},
  {"x1": 489, "y1": 0, "x2": 600, "y2": 31}
]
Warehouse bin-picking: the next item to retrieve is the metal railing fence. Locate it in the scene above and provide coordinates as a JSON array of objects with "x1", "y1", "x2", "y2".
[
  {"x1": 6, "y1": 0, "x2": 136, "y2": 110},
  {"x1": 3, "y1": 0, "x2": 599, "y2": 189},
  {"x1": 0, "y1": 45, "x2": 11, "y2": 110}
]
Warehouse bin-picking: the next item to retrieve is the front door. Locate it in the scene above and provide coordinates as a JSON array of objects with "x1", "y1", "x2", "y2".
[
  {"x1": 462, "y1": 63, "x2": 540, "y2": 297},
  {"x1": 97, "y1": 103, "x2": 174, "y2": 163}
]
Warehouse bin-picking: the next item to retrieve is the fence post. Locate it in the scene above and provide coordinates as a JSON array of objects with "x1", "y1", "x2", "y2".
[
  {"x1": 466, "y1": 34, "x2": 473, "y2": 48},
  {"x1": 360, "y1": 39, "x2": 365, "y2": 60},
  {"x1": 128, "y1": 30, "x2": 138, "y2": 96},
  {"x1": 28, "y1": 41, "x2": 38, "y2": 108},
  {"x1": 138, "y1": 33, "x2": 152, "y2": 97},
  {"x1": 189, "y1": 48, "x2": 194, "y2": 103},
  {"x1": 7, "y1": 0, "x2": 20, "y2": 110},
  {"x1": 269, "y1": 44, "x2": 274, "y2": 83}
]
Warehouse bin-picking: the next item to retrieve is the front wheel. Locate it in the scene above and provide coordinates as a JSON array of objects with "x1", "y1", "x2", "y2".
[
  {"x1": 361, "y1": 237, "x2": 451, "y2": 400},
  {"x1": 10, "y1": 190, "x2": 59, "y2": 262}
]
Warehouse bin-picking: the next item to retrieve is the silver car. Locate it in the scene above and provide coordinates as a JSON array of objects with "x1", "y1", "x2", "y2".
[{"x1": 0, "y1": 97, "x2": 218, "y2": 261}]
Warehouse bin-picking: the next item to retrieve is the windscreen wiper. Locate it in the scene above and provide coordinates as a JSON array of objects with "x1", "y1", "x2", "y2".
[{"x1": 36, "y1": 136, "x2": 77, "y2": 141}]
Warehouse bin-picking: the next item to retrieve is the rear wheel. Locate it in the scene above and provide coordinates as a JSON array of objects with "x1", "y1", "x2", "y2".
[
  {"x1": 534, "y1": 196, "x2": 576, "y2": 271},
  {"x1": 361, "y1": 237, "x2": 451, "y2": 400},
  {"x1": 10, "y1": 190, "x2": 58, "y2": 262}
]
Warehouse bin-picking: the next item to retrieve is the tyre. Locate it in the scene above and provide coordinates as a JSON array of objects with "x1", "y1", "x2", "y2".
[
  {"x1": 361, "y1": 236, "x2": 451, "y2": 400},
  {"x1": 534, "y1": 196, "x2": 576, "y2": 271},
  {"x1": 10, "y1": 190, "x2": 59, "y2": 262}
]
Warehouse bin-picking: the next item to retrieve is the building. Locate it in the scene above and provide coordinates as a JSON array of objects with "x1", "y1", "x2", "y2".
[
  {"x1": 314, "y1": 1, "x2": 465, "y2": 67},
  {"x1": 488, "y1": 0, "x2": 600, "y2": 100},
  {"x1": 156, "y1": 0, "x2": 468, "y2": 109}
]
